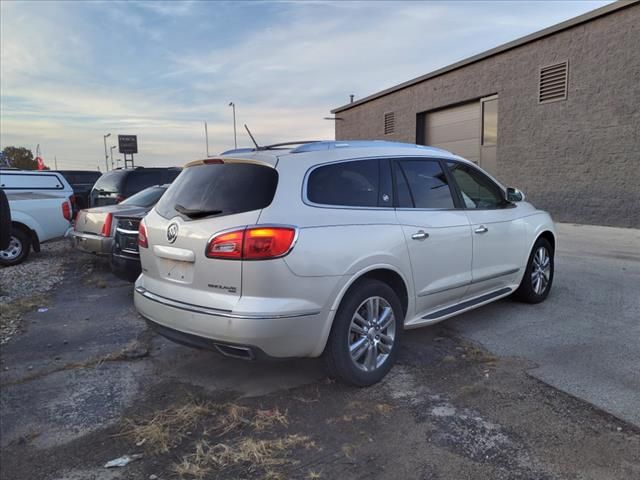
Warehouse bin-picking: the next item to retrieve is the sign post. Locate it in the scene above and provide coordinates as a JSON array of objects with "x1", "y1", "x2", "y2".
[{"x1": 118, "y1": 135, "x2": 138, "y2": 168}]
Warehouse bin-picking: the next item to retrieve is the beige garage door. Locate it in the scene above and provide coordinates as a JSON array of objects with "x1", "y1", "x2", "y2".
[{"x1": 425, "y1": 102, "x2": 480, "y2": 164}]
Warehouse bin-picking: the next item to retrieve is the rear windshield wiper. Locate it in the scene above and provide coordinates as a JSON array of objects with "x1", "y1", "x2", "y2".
[{"x1": 174, "y1": 203, "x2": 223, "y2": 219}]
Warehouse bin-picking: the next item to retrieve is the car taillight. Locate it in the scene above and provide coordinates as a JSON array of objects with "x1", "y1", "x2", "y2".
[
  {"x1": 206, "y1": 226, "x2": 296, "y2": 260},
  {"x1": 100, "y1": 213, "x2": 113, "y2": 237},
  {"x1": 138, "y1": 221, "x2": 148, "y2": 248},
  {"x1": 62, "y1": 201, "x2": 72, "y2": 221},
  {"x1": 116, "y1": 195, "x2": 125, "y2": 203},
  {"x1": 206, "y1": 230, "x2": 244, "y2": 259}
]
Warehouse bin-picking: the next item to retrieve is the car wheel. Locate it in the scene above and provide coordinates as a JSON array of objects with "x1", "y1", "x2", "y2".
[
  {"x1": 324, "y1": 279, "x2": 403, "y2": 386},
  {"x1": 0, "y1": 227, "x2": 31, "y2": 267},
  {"x1": 514, "y1": 237, "x2": 554, "y2": 303}
]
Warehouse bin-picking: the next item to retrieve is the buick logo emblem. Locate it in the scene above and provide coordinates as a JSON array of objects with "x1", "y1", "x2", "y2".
[{"x1": 167, "y1": 223, "x2": 179, "y2": 243}]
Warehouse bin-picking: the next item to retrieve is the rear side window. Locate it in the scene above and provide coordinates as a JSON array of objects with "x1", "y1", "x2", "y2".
[
  {"x1": 307, "y1": 159, "x2": 380, "y2": 207},
  {"x1": 93, "y1": 171, "x2": 125, "y2": 193},
  {"x1": 155, "y1": 163, "x2": 278, "y2": 220},
  {"x1": 124, "y1": 170, "x2": 163, "y2": 196},
  {"x1": 394, "y1": 159, "x2": 455, "y2": 209}
]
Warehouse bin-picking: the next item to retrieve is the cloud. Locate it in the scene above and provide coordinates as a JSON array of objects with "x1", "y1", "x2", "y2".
[{"x1": 0, "y1": 0, "x2": 614, "y2": 169}]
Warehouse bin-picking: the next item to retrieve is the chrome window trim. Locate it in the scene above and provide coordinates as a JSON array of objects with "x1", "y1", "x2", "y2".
[{"x1": 135, "y1": 286, "x2": 320, "y2": 319}]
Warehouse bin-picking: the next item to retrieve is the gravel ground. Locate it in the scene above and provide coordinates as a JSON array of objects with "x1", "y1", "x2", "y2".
[{"x1": 0, "y1": 240, "x2": 72, "y2": 345}]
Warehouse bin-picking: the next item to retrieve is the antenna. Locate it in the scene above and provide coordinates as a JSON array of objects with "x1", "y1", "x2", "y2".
[{"x1": 244, "y1": 124, "x2": 260, "y2": 150}]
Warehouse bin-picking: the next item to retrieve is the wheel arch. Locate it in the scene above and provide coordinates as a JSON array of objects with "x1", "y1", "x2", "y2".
[{"x1": 312, "y1": 265, "x2": 412, "y2": 357}]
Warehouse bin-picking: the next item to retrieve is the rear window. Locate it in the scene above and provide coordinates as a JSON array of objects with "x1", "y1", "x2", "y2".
[
  {"x1": 307, "y1": 159, "x2": 380, "y2": 207},
  {"x1": 93, "y1": 171, "x2": 126, "y2": 193},
  {"x1": 120, "y1": 186, "x2": 166, "y2": 207},
  {"x1": 155, "y1": 163, "x2": 278, "y2": 220}
]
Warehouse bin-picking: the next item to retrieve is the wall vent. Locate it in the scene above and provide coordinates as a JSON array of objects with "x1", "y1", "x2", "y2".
[
  {"x1": 539, "y1": 61, "x2": 568, "y2": 104},
  {"x1": 384, "y1": 112, "x2": 395, "y2": 135}
]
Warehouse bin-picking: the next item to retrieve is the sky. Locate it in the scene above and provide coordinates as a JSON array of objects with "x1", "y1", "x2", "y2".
[{"x1": 0, "y1": 0, "x2": 614, "y2": 171}]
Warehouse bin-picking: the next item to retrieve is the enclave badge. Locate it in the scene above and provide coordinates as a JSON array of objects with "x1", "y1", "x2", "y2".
[{"x1": 167, "y1": 223, "x2": 179, "y2": 243}]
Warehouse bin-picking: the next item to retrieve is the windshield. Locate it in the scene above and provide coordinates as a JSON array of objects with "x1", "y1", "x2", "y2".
[
  {"x1": 155, "y1": 162, "x2": 278, "y2": 220},
  {"x1": 121, "y1": 186, "x2": 167, "y2": 207}
]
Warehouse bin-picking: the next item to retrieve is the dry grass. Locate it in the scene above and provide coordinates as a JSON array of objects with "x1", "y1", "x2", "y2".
[
  {"x1": 252, "y1": 408, "x2": 289, "y2": 431},
  {"x1": 123, "y1": 399, "x2": 214, "y2": 453},
  {"x1": 375, "y1": 403, "x2": 394, "y2": 416},
  {"x1": 0, "y1": 294, "x2": 46, "y2": 345},
  {"x1": 174, "y1": 434, "x2": 315, "y2": 479}
]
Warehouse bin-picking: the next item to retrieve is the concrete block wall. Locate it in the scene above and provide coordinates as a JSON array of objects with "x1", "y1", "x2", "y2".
[{"x1": 335, "y1": 5, "x2": 640, "y2": 228}]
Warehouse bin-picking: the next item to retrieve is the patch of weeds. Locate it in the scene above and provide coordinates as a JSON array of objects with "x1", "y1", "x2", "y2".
[
  {"x1": 174, "y1": 434, "x2": 315, "y2": 479},
  {"x1": 122, "y1": 398, "x2": 214, "y2": 453},
  {"x1": 252, "y1": 408, "x2": 289, "y2": 431},
  {"x1": 0, "y1": 294, "x2": 47, "y2": 345}
]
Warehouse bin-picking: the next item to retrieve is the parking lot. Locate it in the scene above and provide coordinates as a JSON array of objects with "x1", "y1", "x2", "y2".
[{"x1": 1, "y1": 224, "x2": 639, "y2": 480}]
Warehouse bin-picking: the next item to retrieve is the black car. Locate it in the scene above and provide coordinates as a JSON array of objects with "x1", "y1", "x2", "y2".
[
  {"x1": 90, "y1": 167, "x2": 181, "y2": 207},
  {"x1": 110, "y1": 185, "x2": 169, "y2": 282},
  {"x1": 111, "y1": 213, "x2": 145, "y2": 282},
  {"x1": 55, "y1": 170, "x2": 102, "y2": 210}
]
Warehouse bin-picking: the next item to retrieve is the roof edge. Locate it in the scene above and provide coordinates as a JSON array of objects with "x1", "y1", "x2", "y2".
[{"x1": 331, "y1": 0, "x2": 637, "y2": 113}]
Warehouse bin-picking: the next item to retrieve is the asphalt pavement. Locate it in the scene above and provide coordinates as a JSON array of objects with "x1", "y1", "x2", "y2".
[{"x1": 449, "y1": 223, "x2": 640, "y2": 426}]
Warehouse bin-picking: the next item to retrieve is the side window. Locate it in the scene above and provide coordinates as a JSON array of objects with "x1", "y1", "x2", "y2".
[
  {"x1": 124, "y1": 171, "x2": 162, "y2": 196},
  {"x1": 394, "y1": 159, "x2": 455, "y2": 209},
  {"x1": 307, "y1": 159, "x2": 381, "y2": 207},
  {"x1": 446, "y1": 162, "x2": 505, "y2": 209}
]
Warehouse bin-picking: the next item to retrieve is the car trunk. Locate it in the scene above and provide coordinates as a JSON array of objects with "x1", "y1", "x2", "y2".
[
  {"x1": 138, "y1": 160, "x2": 279, "y2": 311},
  {"x1": 75, "y1": 205, "x2": 147, "y2": 236}
]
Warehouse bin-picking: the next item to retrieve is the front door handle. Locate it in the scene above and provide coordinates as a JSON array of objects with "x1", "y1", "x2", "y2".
[
  {"x1": 411, "y1": 230, "x2": 429, "y2": 240},
  {"x1": 474, "y1": 225, "x2": 489, "y2": 234}
]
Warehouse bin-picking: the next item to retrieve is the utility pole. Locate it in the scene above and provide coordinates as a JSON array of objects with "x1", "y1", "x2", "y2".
[
  {"x1": 54, "y1": 156, "x2": 58, "y2": 170},
  {"x1": 103, "y1": 133, "x2": 111, "y2": 171},
  {"x1": 110, "y1": 145, "x2": 116, "y2": 170},
  {"x1": 229, "y1": 102, "x2": 237, "y2": 149}
]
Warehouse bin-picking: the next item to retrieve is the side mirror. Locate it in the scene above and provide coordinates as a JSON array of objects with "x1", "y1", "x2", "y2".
[{"x1": 506, "y1": 187, "x2": 525, "y2": 202}]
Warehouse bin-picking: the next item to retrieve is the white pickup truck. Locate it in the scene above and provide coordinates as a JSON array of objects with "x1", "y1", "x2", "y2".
[{"x1": 0, "y1": 170, "x2": 74, "y2": 266}]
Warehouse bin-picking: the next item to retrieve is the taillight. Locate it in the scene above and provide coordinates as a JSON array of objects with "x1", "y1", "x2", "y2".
[
  {"x1": 100, "y1": 213, "x2": 113, "y2": 237},
  {"x1": 138, "y1": 221, "x2": 148, "y2": 248},
  {"x1": 206, "y1": 226, "x2": 296, "y2": 260},
  {"x1": 62, "y1": 201, "x2": 72, "y2": 221},
  {"x1": 206, "y1": 230, "x2": 244, "y2": 259},
  {"x1": 116, "y1": 195, "x2": 125, "y2": 203}
]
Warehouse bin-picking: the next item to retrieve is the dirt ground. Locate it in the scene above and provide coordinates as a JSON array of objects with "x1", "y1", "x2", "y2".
[{"x1": 1, "y1": 243, "x2": 639, "y2": 480}]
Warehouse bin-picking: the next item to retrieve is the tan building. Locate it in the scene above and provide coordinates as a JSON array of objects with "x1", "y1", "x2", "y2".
[{"x1": 332, "y1": 1, "x2": 640, "y2": 228}]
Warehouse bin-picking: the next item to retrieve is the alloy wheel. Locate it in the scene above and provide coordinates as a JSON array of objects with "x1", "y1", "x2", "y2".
[
  {"x1": 531, "y1": 246, "x2": 551, "y2": 295},
  {"x1": 348, "y1": 296, "x2": 396, "y2": 372}
]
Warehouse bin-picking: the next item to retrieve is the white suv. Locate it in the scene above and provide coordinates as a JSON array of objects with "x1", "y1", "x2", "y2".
[{"x1": 134, "y1": 141, "x2": 555, "y2": 386}]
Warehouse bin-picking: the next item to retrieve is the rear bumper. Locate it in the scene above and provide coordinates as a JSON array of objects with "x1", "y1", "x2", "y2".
[
  {"x1": 110, "y1": 252, "x2": 141, "y2": 282},
  {"x1": 72, "y1": 231, "x2": 112, "y2": 255},
  {"x1": 134, "y1": 285, "x2": 328, "y2": 358}
]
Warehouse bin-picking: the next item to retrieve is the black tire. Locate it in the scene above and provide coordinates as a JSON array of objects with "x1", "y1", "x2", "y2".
[
  {"x1": 514, "y1": 237, "x2": 554, "y2": 303},
  {"x1": 324, "y1": 279, "x2": 403, "y2": 387},
  {"x1": 0, "y1": 226, "x2": 31, "y2": 267}
]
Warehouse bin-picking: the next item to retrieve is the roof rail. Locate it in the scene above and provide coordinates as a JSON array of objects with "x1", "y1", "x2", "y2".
[
  {"x1": 258, "y1": 140, "x2": 321, "y2": 151},
  {"x1": 289, "y1": 140, "x2": 448, "y2": 154}
]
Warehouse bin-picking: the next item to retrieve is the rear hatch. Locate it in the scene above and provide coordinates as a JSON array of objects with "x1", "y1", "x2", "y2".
[
  {"x1": 90, "y1": 171, "x2": 126, "y2": 207},
  {"x1": 139, "y1": 160, "x2": 278, "y2": 311}
]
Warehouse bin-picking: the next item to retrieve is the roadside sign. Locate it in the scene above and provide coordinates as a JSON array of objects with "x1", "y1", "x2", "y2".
[{"x1": 118, "y1": 135, "x2": 138, "y2": 154}]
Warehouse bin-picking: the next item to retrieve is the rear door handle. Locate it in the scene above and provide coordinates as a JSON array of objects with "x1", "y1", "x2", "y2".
[
  {"x1": 411, "y1": 230, "x2": 429, "y2": 240},
  {"x1": 474, "y1": 225, "x2": 489, "y2": 234}
]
